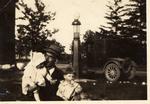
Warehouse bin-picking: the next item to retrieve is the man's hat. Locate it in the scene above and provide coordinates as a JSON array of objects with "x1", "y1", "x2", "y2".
[{"x1": 44, "y1": 44, "x2": 63, "y2": 59}]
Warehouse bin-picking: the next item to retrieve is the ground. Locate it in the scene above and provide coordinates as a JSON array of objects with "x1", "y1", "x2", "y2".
[{"x1": 0, "y1": 64, "x2": 147, "y2": 101}]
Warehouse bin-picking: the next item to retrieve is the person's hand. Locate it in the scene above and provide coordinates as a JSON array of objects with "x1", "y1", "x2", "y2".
[
  {"x1": 45, "y1": 73, "x2": 57, "y2": 84},
  {"x1": 27, "y1": 83, "x2": 37, "y2": 92},
  {"x1": 50, "y1": 79, "x2": 57, "y2": 85}
]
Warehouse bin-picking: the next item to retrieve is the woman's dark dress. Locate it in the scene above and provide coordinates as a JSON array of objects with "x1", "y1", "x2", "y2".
[{"x1": 38, "y1": 67, "x2": 64, "y2": 101}]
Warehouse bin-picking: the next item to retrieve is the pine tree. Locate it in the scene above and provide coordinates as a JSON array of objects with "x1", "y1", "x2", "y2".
[
  {"x1": 121, "y1": 0, "x2": 146, "y2": 42},
  {"x1": 101, "y1": 0, "x2": 125, "y2": 36}
]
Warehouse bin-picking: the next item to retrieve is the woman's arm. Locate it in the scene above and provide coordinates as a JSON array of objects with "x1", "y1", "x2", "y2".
[{"x1": 33, "y1": 90, "x2": 41, "y2": 101}]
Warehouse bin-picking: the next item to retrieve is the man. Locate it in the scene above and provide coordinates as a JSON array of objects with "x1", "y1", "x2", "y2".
[{"x1": 22, "y1": 44, "x2": 64, "y2": 101}]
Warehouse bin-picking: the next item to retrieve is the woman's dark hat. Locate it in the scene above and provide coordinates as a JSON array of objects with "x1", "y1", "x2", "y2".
[{"x1": 44, "y1": 44, "x2": 63, "y2": 59}]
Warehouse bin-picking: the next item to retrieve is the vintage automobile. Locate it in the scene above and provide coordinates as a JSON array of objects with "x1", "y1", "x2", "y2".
[{"x1": 81, "y1": 37, "x2": 146, "y2": 82}]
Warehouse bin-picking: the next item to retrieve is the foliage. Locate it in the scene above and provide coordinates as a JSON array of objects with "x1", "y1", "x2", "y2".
[
  {"x1": 16, "y1": 0, "x2": 59, "y2": 56},
  {"x1": 81, "y1": 0, "x2": 146, "y2": 66},
  {"x1": 99, "y1": 0, "x2": 146, "y2": 43},
  {"x1": 121, "y1": 0, "x2": 146, "y2": 42},
  {"x1": 101, "y1": 0, "x2": 125, "y2": 35},
  {"x1": 103, "y1": 0, "x2": 146, "y2": 40},
  {"x1": 83, "y1": 30, "x2": 95, "y2": 43}
]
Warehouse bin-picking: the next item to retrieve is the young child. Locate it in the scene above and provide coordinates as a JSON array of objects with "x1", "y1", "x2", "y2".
[{"x1": 56, "y1": 68, "x2": 82, "y2": 101}]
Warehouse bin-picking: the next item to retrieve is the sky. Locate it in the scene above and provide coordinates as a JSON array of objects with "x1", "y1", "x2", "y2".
[
  {"x1": 16, "y1": 0, "x2": 129, "y2": 54},
  {"x1": 46, "y1": 0, "x2": 108, "y2": 54}
]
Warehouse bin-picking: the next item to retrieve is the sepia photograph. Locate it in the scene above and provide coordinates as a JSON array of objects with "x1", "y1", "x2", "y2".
[{"x1": 0, "y1": 0, "x2": 148, "y2": 103}]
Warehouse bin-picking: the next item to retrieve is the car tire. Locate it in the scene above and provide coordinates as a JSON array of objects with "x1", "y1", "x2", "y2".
[{"x1": 104, "y1": 63, "x2": 121, "y2": 82}]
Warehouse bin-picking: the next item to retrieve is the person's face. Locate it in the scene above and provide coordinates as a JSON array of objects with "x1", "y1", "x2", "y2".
[
  {"x1": 64, "y1": 73, "x2": 75, "y2": 81},
  {"x1": 44, "y1": 52, "x2": 56, "y2": 67}
]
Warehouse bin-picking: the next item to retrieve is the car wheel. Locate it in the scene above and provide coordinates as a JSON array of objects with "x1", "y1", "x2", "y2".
[{"x1": 104, "y1": 63, "x2": 121, "y2": 82}]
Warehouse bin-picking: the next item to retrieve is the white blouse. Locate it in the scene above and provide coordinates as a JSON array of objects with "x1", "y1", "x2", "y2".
[{"x1": 22, "y1": 52, "x2": 54, "y2": 95}]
